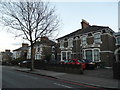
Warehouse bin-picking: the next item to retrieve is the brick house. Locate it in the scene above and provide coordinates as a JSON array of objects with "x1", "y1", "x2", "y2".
[
  {"x1": 27, "y1": 37, "x2": 58, "y2": 63},
  {"x1": 13, "y1": 43, "x2": 28, "y2": 60},
  {"x1": 114, "y1": 32, "x2": 120, "y2": 62},
  {"x1": 1, "y1": 50, "x2": 12, "y2": 62},
  {"x1": 57, "y1": 19, "x2": 116, "y2": 67}
]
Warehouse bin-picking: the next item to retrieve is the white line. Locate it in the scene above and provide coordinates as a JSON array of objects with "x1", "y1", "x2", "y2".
[{"x1": 53, "y1": 83, "x2": 73, "y2": 88}]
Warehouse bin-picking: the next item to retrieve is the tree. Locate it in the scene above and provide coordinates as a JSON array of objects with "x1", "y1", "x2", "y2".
[{"x1": 0, "y1": 1, "x2": 59, "y2": 71}]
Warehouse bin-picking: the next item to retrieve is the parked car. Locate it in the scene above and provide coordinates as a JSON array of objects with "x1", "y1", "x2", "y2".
[
  {"x1": 18, "y1": 60, "x2": 31, "y2": 67},
  {"x1": 69, "y1": 59, "x2": 86, "y2": 70},
  {"x1": 60, "y1": 59, "x2": 86, "y2": 70},
  {"x1": 82, "y1": 59, "x2": 97, "y2": 69}
]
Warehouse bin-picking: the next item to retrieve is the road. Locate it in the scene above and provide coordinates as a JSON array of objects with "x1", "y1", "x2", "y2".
[{"x1": 2, "y1": 66, "x2": 101, "y2": 89}]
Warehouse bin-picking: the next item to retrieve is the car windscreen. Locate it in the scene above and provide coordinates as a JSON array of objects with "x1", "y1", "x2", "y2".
[{"x1": 77, "y1": 60, "x2": 83, "y2": 63}]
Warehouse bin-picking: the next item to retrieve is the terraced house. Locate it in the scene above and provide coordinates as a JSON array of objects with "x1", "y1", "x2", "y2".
[{"x1": 57, "y1": 19, "x2": 116, "y2": 67}]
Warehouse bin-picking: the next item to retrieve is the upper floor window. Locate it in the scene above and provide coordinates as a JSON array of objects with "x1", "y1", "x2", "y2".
[
  {"x1": 88, "y1": 33, "x2": 92, "y2": 37},
  {"x1": 68, "y1": 38, "x2": 73, "y2": 48},
  {"x1": 60, "y1": 40, "x2": 64, "y2": 48},
  {"x1": 81, "y1": 35, "x2": 87, "y2": 45},
  {"x1": 116, "y1": 36, "x2": 120, "y2": 45},
  {"x1": 52, "y1": 46, "x2": 55, "y2": 52},
  {"x1": 94, "y1": 33, "x2": 101, "y2": 44},
  {"x1": 36, "y1": 45, "x2": 42, "y2": 53},
  {"x1": 37, "y1": 47, "x2": 40, "y2": 52}
]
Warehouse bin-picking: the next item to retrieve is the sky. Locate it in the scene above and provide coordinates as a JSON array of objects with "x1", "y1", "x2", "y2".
[{"x1": 0, "y1": 0, "x2": 119, "y2": 52}]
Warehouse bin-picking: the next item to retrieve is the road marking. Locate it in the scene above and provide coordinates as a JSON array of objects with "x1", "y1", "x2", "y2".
[{"x1": 53, "y1": 83, "x2": 72, "y2": 88}]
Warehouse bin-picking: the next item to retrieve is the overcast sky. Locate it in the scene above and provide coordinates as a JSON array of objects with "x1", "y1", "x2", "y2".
[{"x1": 0, "y1": 0, "x2": 119, "y2": 52}]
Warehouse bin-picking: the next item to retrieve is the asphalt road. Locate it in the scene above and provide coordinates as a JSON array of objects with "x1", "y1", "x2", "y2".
[{"x1": 2, "y1": 66, "x2": 101, "y2": 89}]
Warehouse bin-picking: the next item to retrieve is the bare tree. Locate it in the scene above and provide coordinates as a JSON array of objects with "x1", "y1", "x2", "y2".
[{"x1": 0, "y1": 1, "x2": 59, "y2": 71}]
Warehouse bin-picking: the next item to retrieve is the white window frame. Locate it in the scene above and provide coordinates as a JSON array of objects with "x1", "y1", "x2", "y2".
[
  {"x1": 93, "y1": 49, "x2": 100, "y2": 62},
  {"x1": 52, "y1": 46, "x2": 55, "y2": 52},
  {"x1": 116, "y1": 36, "x2": 120, "y2": 45},
  {"x1": 68, "y1": 38, "x2": 73, "y2": 48},
  {"x1": 60, "y1": 40, "x2": 64, "y2": 48},
  {"x1": 61, "y1": 51, "x2": 72, "y2": 61},
  {"x1": 80, "y1": 35, "x2": 87, "y2": 46},
  {"x1": 83, "y1": 48, "x2": 101, "y2": 62},
  {"x1": 94, "y1": 32, "x2": 102, "y2": 44},
  {"x1": 35, "y1": 54, "x2": 41, "y2": 60}
]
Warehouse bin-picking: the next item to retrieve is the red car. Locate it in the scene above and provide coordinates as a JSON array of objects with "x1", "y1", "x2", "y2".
[
  {"x1": 82, "y1": 59, "x2": 96, "y2": 69},
  {"x1": 65, "y1": 59, "x2": 86, "y2": 70}
]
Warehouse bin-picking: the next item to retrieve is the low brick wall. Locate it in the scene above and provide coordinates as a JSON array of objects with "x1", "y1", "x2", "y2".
[
  {"x1": 113, "y1": 62, "x2": 120, "y2": 79},
  {"x1": 35, "y1": 64, "x2": 83, "y2": 74}
]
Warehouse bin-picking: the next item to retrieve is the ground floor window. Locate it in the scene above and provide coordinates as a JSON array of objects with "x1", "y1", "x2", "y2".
[
  {"x1": 51, "y1": 54, "x2": 55, "y2": 61},
  {"x1": 83, "y1": 49, "x2": 100, "y2": 62},
  {"x1": 85, "y1": 50, "x2": 93, "y2": 62},
  {"x1": 94, "y1": 49, "x2": 100, "y2": 62},
  {"x1": 35, "y1": 54, "x2": 41, "y2": 60},
  {"x1": 115, "y1": 49, "x2": 120, "y2": 62},
  {"x1": 61, "y1": 51, "x2": 72, "y2": 61}
]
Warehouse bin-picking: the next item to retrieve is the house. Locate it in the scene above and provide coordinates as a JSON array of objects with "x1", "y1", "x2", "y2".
[
  {"x1": 57, "y1": 19, "x2": 116, "y2": 67},
  {"x1": 27, "y1": 37, "x2": 58, "y2": 63},
  {"x1": 114, "y1": 32, "x2": 120, "y2": 62},
  {"x1": 0, "y1": 52, "x2": 2, "y2": 64},
  {"x1": 1, "y1": 50, "x2": 12, "y2": 62},
  {"x1": 13, "y1": 43, "x2": 28, "y2": 60}
]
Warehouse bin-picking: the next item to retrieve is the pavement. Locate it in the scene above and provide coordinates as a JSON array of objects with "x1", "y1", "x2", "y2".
[{"x1": 8, "y1": 66, "x2": 120, "y2": 89}]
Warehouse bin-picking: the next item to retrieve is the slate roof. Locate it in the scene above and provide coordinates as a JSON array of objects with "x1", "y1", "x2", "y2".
[
  {"x1": 13, "y1": 46, "x2": 28, "y2": 51},
  {"x1": 35, "y1": 39, "x2": 56, "y2": 46},
  {"x1": 57, "y1": 25, "x2": 113, "y2": 40},
  {"x1": 115, "y1": 32, "x2": 120, "y2": 36}
]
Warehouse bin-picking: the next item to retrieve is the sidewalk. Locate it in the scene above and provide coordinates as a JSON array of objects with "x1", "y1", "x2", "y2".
[{"x1": 14, "y1": 66, "x2": 120, "y2": 89}]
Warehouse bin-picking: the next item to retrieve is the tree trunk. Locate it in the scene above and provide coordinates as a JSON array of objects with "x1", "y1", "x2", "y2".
[{"x1": 30, "y1": 44, "x2": 34, "y2": 71}]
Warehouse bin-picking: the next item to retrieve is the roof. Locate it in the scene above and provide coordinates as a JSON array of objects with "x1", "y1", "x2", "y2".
[
  {"x1": 115, "y1": 32, "x2": 120, "y2": 36},
  {"x1": 57, "y1": 25, "x2": 111, "y2": 40},
  {"x1": 35, "y1": 39, "x2": 56, "y2": 46},
  {"x1": 13, "y1": 46, "x2": 28, "y2": 52}
]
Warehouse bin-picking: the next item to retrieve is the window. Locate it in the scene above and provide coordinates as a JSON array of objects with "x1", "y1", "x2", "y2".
[
  {"x1": 88, "y1": 33, "x2": 92, "y2": 36},
  {"x1": 60, "y1": 40, "x2": 64, "y2": 48},
  {"x1": 116, "y1": 37, "x2": 120, "y2": 45},
  {"x1": 37, "y1": 47, "x2": 40, "y2": 52},
  {"x1": 52, "y1": 46, "x2": 55, "y2": 52},
  {"x1": 94, "y1": 49, "x2": 100, "y2": 62},
  {"x1": 35, "y1": 54, "x2": 41, "y2": 60},
  {"x1": 61, "y1": 51, "x2": 72, "y2": 61},
  {"x1": 62, "y1": 52, "x2": 66, "y2": 60},
  {"x1": 81, "y1": 35, "x2": 87, "y2": 45},
  {"x1": 102, "y1": 30, "x2": 106, "y2": 33},
  {"x1": 68, "y1": 38, "x2": 73, "y2": 48},
  {"x1": 84, "y1": 49, "x2": 100, "y2": 62},
  {"x1": 94, "y1": 33, "x2": 101, "y2": 43},
  {"x1": 67, "y1": 52, "x2": 71, "y2": 59},
  {"x1": 85, "y1": 50, "x2": 92, "y2": 62}
]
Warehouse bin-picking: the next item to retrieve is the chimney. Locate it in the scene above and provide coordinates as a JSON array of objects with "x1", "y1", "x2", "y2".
[
  {"x1": 81, "y1": 19, "x2": 90, "y2": 29},
  {"x1": 22, "y1": 43, "x2": 28, "y2": 47},
  {"x1": 5, "y1": 49, "x2": 10, "y2": 52}
]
